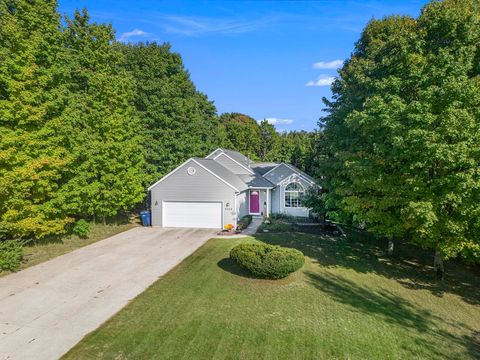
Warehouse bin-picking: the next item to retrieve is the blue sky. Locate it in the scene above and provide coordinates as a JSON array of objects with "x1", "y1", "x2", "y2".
[{"x1": 59, "y1": 0, "x2": 427, "y2": 131}]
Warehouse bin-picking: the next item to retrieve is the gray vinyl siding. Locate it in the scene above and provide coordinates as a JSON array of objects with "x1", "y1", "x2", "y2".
[
  {"x1": 271, "y1": 186, "x2": 280, "y2": 213},
  {"x1": 271, "y1": 175, "x2": 312, "y2": 217},
  {"x1": 259, "y1": 189, "x2": 267, "y2": 216},
  {"x1": 213, "y1": 153, "x2": 252, "y2": 175},
  {"x1": 237, "y1": 191, "x2": 248, "y2": 218},
  {"x1": 150, "y1": 159, "x2": 237, "y2": 227}
]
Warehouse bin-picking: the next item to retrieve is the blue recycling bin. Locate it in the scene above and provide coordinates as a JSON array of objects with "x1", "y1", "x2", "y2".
[{"x1": 140, "y1": 210, "x2": 151, "y2": 226}]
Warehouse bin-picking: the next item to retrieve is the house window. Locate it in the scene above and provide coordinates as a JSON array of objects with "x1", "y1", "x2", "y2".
[{"x1": 284, "y1": 182, "x2": 304, "y2": 208}]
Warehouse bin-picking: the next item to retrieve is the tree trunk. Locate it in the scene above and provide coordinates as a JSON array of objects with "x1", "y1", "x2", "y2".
[
  {"x1": 102, "y1": 216, "x2": 106, "y2": 225},
  {"x1": 387, "y1": 240, "x2": 394, "y2": 256},
  {"x1": 434, "y1": 248, "x2": 444, "y2": 280},
  {"x1": 92, "y1": 214, "x2": 96, "y2": 224}
]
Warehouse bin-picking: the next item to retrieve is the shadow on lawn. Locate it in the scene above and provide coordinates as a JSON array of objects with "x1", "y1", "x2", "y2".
[
  {"x1": 217, "y1": 258, "x2": 260, "y2": 279},
  {"x1": 255, "y1": 232, "x2": 480, "y2": 306},
  {"x1": 306, "y1": 271, "x2": 480, "y2": 359}
]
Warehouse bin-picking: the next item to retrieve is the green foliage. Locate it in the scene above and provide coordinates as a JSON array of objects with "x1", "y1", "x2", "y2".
[
  {"x1": 258, "y1": 221, "x2": 293, "y2": 233},
  {"x1": 0, "y1": 5, "x2": 145, "y2": 241},
  {"x1": 236, "y1": 215, "x2": 252, "y2": 231},
  {"x1": 277, "y1": 131, "x2": 319, "y2": 174},
  {"x1": 218, "y1": 113, "x2": 262, "y2": 160},
  {"x1": 319, "y1": 0, "x2": 480, "y2": 262},
  {"x1": 217, "y1": 113, "x2": 318, "y2": 171},
  {"x1": 0, "y1": 1, "x2": 318, "y2": 244},
  {"x1": 56, "y1": 9, "x2": 145, "y2": 219},
  {"x1": 0, "y1": 0, "x2": 72, "y2": 239},
  {"x1": 0, "y1": 240, "x2": 24, "y2": 271},
  {"x1": 230, "y1": 242, "x2": 304, "y2": 279},
  {"x1": 121, "y1": 42, "x2": 218, "y2": 185},
  {"x1": 72, "y1": 219, "x2": 90, "y2": 238},
  {"x1": 258, "y1": 120, "x2": 280, "y2": 161}
]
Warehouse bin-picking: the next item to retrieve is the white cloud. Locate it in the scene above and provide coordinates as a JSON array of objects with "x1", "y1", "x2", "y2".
[
  {"x1": 260, "y1": 118, "x2": 294, "y2": 126},
  {"x1": 158, "y1": 15, "x2": 279, "y2": 36},
  {"x1": 312, "y1": 60, "x2": 343, "y2": 69},
  {"x1": 306, "y1": 75, "x2": 335, "y2": 87},
  {"x1": 118, "y1": 29, "x2": 152, "y2": 42}
]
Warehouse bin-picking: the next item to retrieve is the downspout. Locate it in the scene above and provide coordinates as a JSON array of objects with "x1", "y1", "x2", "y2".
[{"x1": 234, "y1": 192, "x2": 238, "y2": 228}]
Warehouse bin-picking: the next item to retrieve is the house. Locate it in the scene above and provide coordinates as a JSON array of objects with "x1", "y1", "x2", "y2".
[{"x1": 148, "y1": 148, "x2": 317, "y2": 229}]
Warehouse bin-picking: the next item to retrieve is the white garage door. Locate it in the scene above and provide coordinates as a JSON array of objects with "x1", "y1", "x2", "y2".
[{"x1": 162, "y1": 201, "x2": 222, "y2": 229}]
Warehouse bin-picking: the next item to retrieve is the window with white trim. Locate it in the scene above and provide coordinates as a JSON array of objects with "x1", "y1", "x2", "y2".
[{"x1": 284, "y1": 182, "x2": 305, "y2": 208}]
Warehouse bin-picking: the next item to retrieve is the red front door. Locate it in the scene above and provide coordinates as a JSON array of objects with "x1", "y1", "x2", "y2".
[{"x1": 249, "y1": 191, "x2": 260, "y2": 214}]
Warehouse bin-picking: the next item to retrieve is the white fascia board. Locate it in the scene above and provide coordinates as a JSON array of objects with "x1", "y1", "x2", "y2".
[
  {"x1": 147, "y1": 158, "x2": 194, "y2": 190},
  {"x1": 283, "y1": 164, "x2": 316, "y2": 185},
  {"x1": 263, "y1": 162, "x2": 315, "y2": 186},
  {"x1": 278, "y1": 173, "x2": 312, "y2": 187},
  {"x1": 278, "y1": 173, "x2": 297, "y2": 186},
  {"x1": 148, "y1": 157, "x2": 240, "y2": 193},
  {"x1": 262, "y1": 163, "x2": 283, "y2": 177},
  {"x1": 206, "y1": 148, "x2": 223, "y2": 158},
  {"x1": 213, "y1": 152, "x2": 254, "y2": 174},
  {"x1": 191, "y1": 159, "x2": 240, "y2": 192}
]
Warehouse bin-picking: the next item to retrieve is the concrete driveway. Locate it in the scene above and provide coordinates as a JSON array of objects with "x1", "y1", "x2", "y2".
[{"x1": 0, "y1": 227, "x2": 216, "y2": 360}]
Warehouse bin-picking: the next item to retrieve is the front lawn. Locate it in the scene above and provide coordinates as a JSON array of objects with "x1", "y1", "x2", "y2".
[{"x1": 64, "y1": 232, "x2": 480, "y2": 360}]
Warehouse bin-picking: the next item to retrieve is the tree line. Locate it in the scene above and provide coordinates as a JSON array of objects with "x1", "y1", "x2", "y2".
[
  {"x1": 0, "y1": 1, "x2": 316, "y2": 241},
  {"x1": 313, "y1": 0, "x2": 480, "y2": 270}
]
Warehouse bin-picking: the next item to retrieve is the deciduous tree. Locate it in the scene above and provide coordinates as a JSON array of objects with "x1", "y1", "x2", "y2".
[
  {"x1": 0, "y1": 0, "x2": 70, "y2": 239},
  {"x1": 320, "y1": 0, "x2": 480, "y2": 270},
  {"x1": 56, "y1": 9, "x2": 145, "y2": 221},
  {"x1": 121, "y1": 42, "x2": 218, "y2": 186}
]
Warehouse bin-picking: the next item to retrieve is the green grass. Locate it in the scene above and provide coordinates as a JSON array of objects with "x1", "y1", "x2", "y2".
[
  {"x1": 1, "y1": 219, "x2": 137, "y2": 277},
  {"x1": 64, "y1": 232, "x2": 480, "y2": 360}
]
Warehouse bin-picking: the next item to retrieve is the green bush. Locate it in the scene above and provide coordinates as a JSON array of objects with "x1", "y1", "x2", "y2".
[
  {"x1": 230, "y1": 243, "x2": 304, "y2": 279},
  {"x1": 259, "y1": 222, "x2": 294, "y2": 233},
  {"x1": 72, "y1": 219, "x2": 90, "y2": 238},
  {"x1": 237, "y1": 215, "x2": 253, "y2": 230},
  {"x1": 0, "y1": 240, "x2": 24, "y2": 271}
]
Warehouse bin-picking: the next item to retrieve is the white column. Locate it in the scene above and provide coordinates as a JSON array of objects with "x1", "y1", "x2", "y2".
[{"x1": 266, "y1": 189, "x2": 270, "y2": 217}]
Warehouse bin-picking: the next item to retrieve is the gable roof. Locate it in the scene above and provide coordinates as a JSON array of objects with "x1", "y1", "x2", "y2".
[
  {"x1": 193, "y1": 158, "x2": 248, "y2": 192},
  {"x1": 148, "y1": 158, "x2": 247, "y2": 192},
  {"x1": 221, "y1": 148, "x2": 251, "y2": 168},
  {"x1": 150, "y1": 148, "x2": 317, "y2": 193},
  {"x1": 207, "y1": 148, "x2": 252, "y2": 168},
  {"x1": 238, "y1": 174, "x2": 275, "y2": 188},
  {"x1": 263, "y1": 162, "x2": 315, "y2": 186},
  {"x1": 284, "y1": 163, "x2": 315, "y2": 183},
  {"x1": 250, "y1": 162, "x2": 279, "y2": 176}
]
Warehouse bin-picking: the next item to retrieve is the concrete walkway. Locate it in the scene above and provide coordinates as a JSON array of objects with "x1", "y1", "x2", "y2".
[
  {"x1": 225, "y1": 216, "x2": 263, "y2": 238},
  {"x1": 0, "y1": 227, "x2": 216, "y2": 360},
  {"x1": 241, "y1": 216, "x2": 263, "y2": 235}
]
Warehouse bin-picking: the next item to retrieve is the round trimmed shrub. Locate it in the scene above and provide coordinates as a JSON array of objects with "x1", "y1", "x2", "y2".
[{"x1": 230, "y1": 243, "x2": 304, "y2": 279}]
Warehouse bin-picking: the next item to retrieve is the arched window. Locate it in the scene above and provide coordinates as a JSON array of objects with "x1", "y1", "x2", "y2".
[{"x1": 285, "y1": 182, "x2": 304, "y2": 208}]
